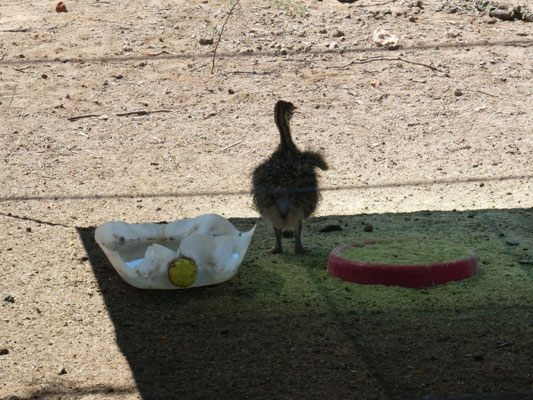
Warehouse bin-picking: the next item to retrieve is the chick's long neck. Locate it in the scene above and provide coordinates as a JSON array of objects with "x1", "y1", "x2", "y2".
[{"x1": 275, "y1": 108, "x2": 297, "y2": 152}]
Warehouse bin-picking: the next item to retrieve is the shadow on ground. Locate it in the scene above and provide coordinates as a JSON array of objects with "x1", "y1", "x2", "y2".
[{"x1": 78, "y1": 208, "x2": 533, "y2": 400}]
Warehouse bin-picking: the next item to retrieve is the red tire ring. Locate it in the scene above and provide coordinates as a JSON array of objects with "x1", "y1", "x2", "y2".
[{"x1": 328, "y1": 240, "x2": 479, "y2": 288}]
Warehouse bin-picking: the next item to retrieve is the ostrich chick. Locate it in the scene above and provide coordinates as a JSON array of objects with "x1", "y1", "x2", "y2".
[{"x1": 252, "y1": 100, "x2": 328, "y2": 254}]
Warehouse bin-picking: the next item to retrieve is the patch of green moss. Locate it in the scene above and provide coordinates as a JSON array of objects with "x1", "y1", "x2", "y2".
[
  {"x1": 340, "y1": 239, "x2": 473, "y2": 265},
  {"x1": 233, "y1": 210, "x2": 533, "y2": 315}
]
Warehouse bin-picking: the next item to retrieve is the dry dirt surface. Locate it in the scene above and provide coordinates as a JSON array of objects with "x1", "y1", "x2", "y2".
[{"x1": 1, "y1": 0, "x2": 533, "y2": 399}]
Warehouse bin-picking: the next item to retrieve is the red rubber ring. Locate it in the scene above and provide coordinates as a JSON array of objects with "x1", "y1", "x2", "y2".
[{"x1": 328, "y1": 240, "x2": 479, "y2": 288}]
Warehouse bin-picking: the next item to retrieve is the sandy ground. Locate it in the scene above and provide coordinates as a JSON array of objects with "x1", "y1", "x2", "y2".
[{"x1": 1, "y1": 0, "x2": 532, "y2": 398}]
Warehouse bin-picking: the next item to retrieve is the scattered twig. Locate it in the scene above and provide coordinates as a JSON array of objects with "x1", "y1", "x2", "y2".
[
  {"x1": 285, "y1": 57, "x2": 313, "y2": 63},
  {"x1": 358, "y1": 0, "x2": 397, "y2": 7},
  {"x1": 1, "y1": 26, "x2": 31, "y2": 33},
  {"x1": 59, "y1": 18, "x2": 76, "y2": 29},
  {"x1": 211, "y1": 0, "x2": 241, "y2": 74},
  {"x1": 12, "y1": 66, "x2": 31, "y2": 73},
  {"x1": 147, "y1": 50, "x2": 171, "y2": 57},
  {"x1": 408, "y1": 78, "x2": 428, "y2": 84},
  {"x1": 67, "y1": 109, "x2": 174, "y2": 121},
  {"x1": 465, "y1": 89, "x2": 499, "y2": 98},
  {"x1": 115, "y1": 109, "x2": 172, "y2": 117},
  {"x1": 335, "y1": 56, "x2": 444, "y2": 73},
  {"x1": 220, "y1": 139, "x2": 244, "y2": 152},
  {"x1": 224, "y1": 70, "x2": 271, "y2": 75},
  {"x1": 67, "y1": 113, "x2": 103, "y2": 122},
  {"x1": 8, "y1": 85, "x2": 17, "y2": 108},
  {"x1": 189, "y1": 63, "x2": 208, "y2": 73}
]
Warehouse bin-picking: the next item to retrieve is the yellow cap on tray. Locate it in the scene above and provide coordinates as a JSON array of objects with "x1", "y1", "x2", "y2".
[{"x1": 168, "y1": 257, "x2": 198, "y2": 288}]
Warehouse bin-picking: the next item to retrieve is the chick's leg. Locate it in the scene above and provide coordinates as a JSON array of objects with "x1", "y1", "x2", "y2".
[
  {"x1": 294, "y1": 220, "x2": 310, "y2": 254},
  {"x1": 268, "y1": 227, "x2": 283, "y2": 254}
]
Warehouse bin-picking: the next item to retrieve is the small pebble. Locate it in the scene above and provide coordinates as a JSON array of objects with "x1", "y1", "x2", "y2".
[
  {"x1": 0, "y1": 348, "x2": 9, "y2": 356},
  {"x1": 454, "y1": 88, "x2": 464, "y2": 97},
  {"x1": 522, "y1": 11, "x2": 533, "y2": 22},
  {"x1": 489, "y1": 8, "x2": 514, "y2": 21},
  {"x1": 362, "y1": 222, "x2": 374, "y2": 232},
  {"x1": 4, "y1": 295, "x2": 15, "y2": 303},
  {"x1": 199, "y1": 38, "x2": 213, "y2": 46},
  {"x1": 56, "y1": 2, "x2": 68, "y2": 13},
  {"x1": 320, "y1": 224, "x2": 343, "y2": 233}
]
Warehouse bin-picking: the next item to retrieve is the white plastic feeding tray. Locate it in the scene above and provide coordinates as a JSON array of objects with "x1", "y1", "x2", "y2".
[{"x1": 95, "y1": 214, "x2": 256, "y2": 289}]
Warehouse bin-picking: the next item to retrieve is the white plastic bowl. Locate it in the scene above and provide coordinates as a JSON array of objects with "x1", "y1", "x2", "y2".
[{"x1": 95, "y1": 214, "x2": 256, "y2": 289}]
